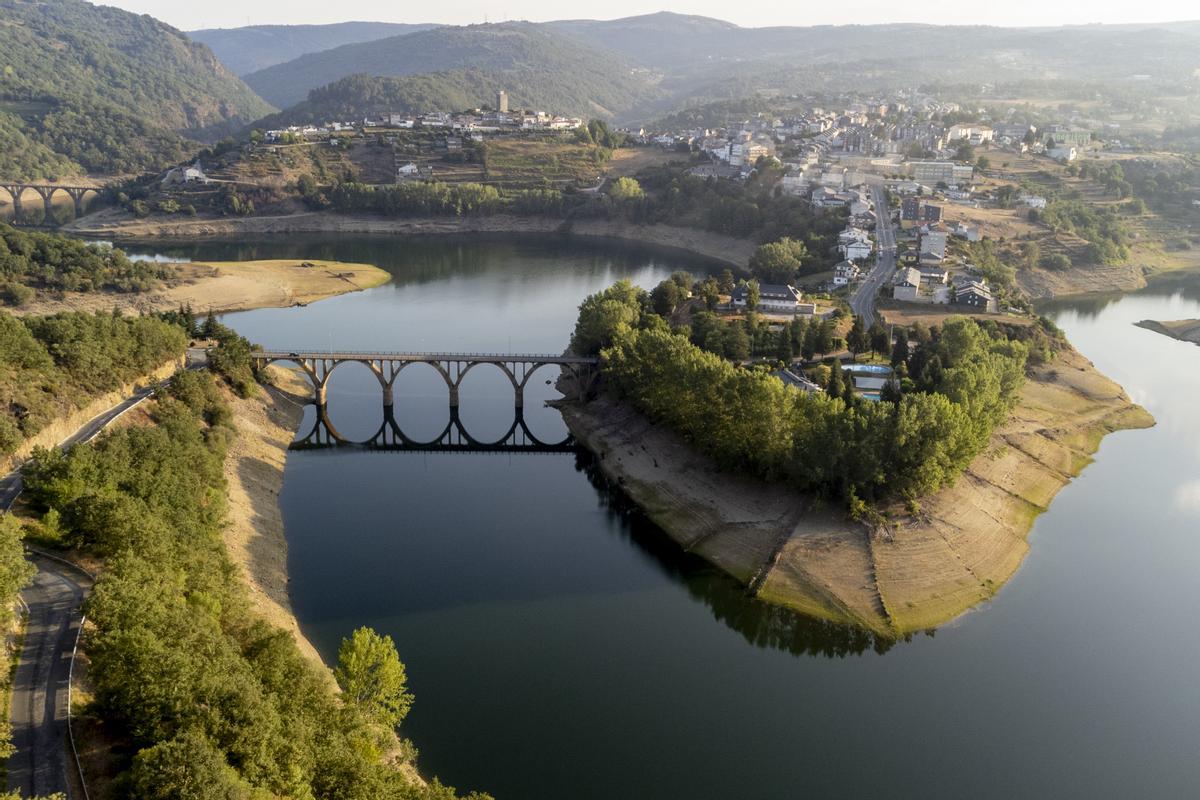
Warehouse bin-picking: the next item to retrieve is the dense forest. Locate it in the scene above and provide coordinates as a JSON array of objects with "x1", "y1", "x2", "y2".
[
  {"x1": 0, "y1": 224, "x2": 168, "y2": 304},
  {"x1": 0, "y1": 311, "x2": 186, "y2": 455},
  {"x1": 571, "y1": 281, "x2": 1032, "y2": 505},
  {"x1": 0, "y1": 0, "x2": 271, "y2": 177},
  {"x1": 20, "y1": 371, "x2": 489, "y2": 799}
]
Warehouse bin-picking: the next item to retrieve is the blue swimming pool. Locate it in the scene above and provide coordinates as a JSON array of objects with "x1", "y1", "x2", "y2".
[{"x1": 841, "y1": 363, "x2": 893, "y2": 375}]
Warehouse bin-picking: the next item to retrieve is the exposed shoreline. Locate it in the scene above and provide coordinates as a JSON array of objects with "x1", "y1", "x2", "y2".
[
  {"x1": 10, "y1": 258, "x2": 392, "y2": 318},
  {"x1": 65, "y1": 210, "x2": 759, "y2": 268},
  {"x1": 559, "y1": 346, "x2": 1154, "y2": 636},
  {"x1": 223, "y1": 367, "x2": 329, "y2": 668},
  {"x1": 1134, "y1": 318, "x2": 1200, "y2": 346}
]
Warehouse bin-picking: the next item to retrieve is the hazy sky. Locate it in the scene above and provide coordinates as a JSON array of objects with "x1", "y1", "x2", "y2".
[{"x1": 101, "y1": 0, "x2": 1199, "y2": 31}]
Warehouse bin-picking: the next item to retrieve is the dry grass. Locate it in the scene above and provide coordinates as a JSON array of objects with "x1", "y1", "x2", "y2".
[{"x1": 11, "y1": 258, "x2": 391, "y2": 318}]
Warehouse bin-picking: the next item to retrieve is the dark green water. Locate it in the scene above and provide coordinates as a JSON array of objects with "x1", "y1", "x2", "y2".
[{"x1": 147, "y1": 233, "x2": 1200, "y2": 799}]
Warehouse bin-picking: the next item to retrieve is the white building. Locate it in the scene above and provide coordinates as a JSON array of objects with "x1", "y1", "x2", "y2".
[{"x1": 833, "y1": 260, "x2": 861, "y2": 286}]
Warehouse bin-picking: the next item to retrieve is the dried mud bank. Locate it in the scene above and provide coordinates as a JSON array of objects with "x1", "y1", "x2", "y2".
[
  {"x1": 559, "y1": 348, "x2": 1153, "y2": 636},
  {"x1": 223, "y1": 367, "x2": 327, "y2": 668},
  {"x1": 66, "y1": 210, "x2": 758, "y2": 268}
]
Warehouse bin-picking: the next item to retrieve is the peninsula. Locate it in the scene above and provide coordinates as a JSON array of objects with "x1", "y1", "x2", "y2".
[
  {"x1": 558, "y1": 282, "x2": 1153, "y2": 635},
  {"x1": 1135, "y1": 318, "x2": 1200, "y2": 347}
]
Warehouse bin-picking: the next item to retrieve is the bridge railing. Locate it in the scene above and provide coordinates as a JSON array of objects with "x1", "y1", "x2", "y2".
[{"x1": 252, "y1": 350, "x2": 598, "y2": 362}]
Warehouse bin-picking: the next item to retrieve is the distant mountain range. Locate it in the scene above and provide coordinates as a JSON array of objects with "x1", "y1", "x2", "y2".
[
  {"x1": 189, "y1": 22, "x2": 440, "y2": 76},
  {"x1": 206, "y1": 12, "x2": 1200, "y2": 131}
]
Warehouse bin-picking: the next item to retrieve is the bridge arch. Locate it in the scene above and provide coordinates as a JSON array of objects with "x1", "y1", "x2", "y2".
[{"x1": 0, "y1": 183, "x2": 101, "y2": 224}]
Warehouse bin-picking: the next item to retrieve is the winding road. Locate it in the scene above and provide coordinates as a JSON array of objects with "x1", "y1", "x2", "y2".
[
  {"x1": 3, "y1": 353, "x2": 202, "y2": 798},
  {"x1": 849, "y1": 182, "x2": 898, "y2": 326}
]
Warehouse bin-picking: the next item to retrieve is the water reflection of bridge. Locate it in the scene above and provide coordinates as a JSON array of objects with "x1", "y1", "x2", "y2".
[{"x1": 294, "y1": 404, "x2": 576, "y2": 454}]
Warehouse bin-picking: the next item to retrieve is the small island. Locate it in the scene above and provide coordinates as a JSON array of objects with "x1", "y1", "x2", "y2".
[{"x1": 1135, "y1": 318, "x2": 1200, "y2": 347}]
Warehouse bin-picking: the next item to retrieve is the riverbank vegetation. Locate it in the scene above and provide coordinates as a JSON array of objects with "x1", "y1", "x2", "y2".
[
  {"x1": 0, "y1": 225, "x2": 168, "y2": 306},
  {"x1": 291, "y1": 159, "x2": 847, "y2": 252},
  {"x1": 19, "y1": 370, "x2": 489, "y2": 799},
  {"x1": 0, "y1": 310, "x2": 186, "y2": 455},
  {"x1": 572, "y1": 281, "x2": 1034, "y2": 504}
]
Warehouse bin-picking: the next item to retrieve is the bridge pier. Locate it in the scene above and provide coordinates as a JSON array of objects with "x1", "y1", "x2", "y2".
[
  {"x1": 448, "y1": 385, "x2": 460, "y2": 408},
  {"x1": 1, "y1": 186, "x2": 22, "y2": 221},
  {"x1": 36, "y1": 188, "x2": 55, "y2": 225},
  {"x1": 382, "y1": 384, "x2": 394, "y2": 407},
  {"x1": 67, "y1": 188, "x2": 87, "y2": 218}
]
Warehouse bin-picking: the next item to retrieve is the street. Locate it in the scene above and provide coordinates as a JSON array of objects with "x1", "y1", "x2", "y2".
[{"x1": 849, "y1": 182, "x2": 898, "y2": 326}]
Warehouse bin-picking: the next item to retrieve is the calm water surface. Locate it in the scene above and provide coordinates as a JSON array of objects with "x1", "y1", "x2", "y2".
[{"x1": 170, "y1": 234, "x2": 1200, "y2": 798}]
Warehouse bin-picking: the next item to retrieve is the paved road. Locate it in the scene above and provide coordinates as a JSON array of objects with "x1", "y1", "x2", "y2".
[
  {"x1": 5, "y1": 554, "x2": 89, "y2": 798},
  {"x1": 0, "y1": 383, "x2": 159, "y2": 511},
  {"x1": 1, "y1": 356, "x2": 200, "y2": 798},
  {"x1": 849, "y1": 183, "x2": 898, "y2": 326}
]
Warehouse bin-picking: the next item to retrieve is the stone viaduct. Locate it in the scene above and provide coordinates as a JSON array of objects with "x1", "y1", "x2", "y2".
[{"x1": 0, "y1": 183, "x2": 100, "y2": 223}]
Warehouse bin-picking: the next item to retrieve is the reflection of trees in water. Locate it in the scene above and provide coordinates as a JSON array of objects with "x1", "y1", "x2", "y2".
[
  {"x1": 1040, "y1": 272, "x2": 1200, "y2": 321},
  {"x1": 123, "y1": 232, "x2": 717, "y2": 289},
  {"x1": 572, "y1": 450, "x2": 914, "y2": 659}
]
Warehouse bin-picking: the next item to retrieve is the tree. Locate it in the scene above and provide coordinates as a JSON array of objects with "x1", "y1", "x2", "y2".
[
  {"x1": 847, "y1": 315, "x2": 868, "y2": 359},
  {"x1": 124, "y1": 729, "x2": 254, "y2": 800},
  {"x1": 335, "y1": 627, "x2": 414, "y2": 729},
  {"x1": 698, "y1": 278, "x2": 720, "y2": 310},
  {"x1": 976, "y1": 156, "x2": 990, "y2": 171},
  {"x1": 722, "y1": 323, "x2": 751, "y2": 361},
  {"x1": 609, "y1": 177, "x2": 644, "y2": 202},
  {"x1": 813, "y1": 319, "x2": 835, "y2": 358},
  {"x1": 745, "y1": 280, "x2": 760, "y2": 312},
  {"x1": 869, "y1": 321, "x2": 890, "y2": 357},
  {"x1": 774, "y1": 328, "x2": 794, "y2": 363},
  {"x1": 650, "y1": 280, "x2": 681, "y2": 316},
  {"x1": 718, "y1": 269, "x2": 735, "y2": 294},
  {"x1": 801, "y1": 321, "x2": 817, "y2": 361},
  {"x1": 749, "y1": 237, "x2": 809, "y2": 284},
  {"x1": 826, "y1": 362, "x2": 844, "y2": 396},
  {"x1": 669, "y1": 271, "x2": 694, "y2": 295},
  {"x1": 570, "y1": 280, "x2": 645, "y2": 355},
  {"x1": 890, "y1": 330, "x2": 910, "y2": 366}
]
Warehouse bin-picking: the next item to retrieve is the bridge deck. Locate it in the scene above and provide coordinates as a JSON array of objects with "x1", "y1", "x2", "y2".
[{"x1": 253, "y1": 350, "x2": 598, "y2": 364}]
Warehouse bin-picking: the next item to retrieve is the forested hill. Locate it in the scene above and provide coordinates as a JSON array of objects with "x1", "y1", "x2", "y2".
[
  {"x1": 189, "y1": 21, "x2": 440, "y2": 76},
  {"x1": 243, "y1": 22, "x2": 660, "y2": 115},
  {"x1": 0, "y1": 0, "x2": 273, "y2": 179}
]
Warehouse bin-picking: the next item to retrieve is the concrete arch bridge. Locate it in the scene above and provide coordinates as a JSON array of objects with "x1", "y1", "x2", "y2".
[{"x1": 251, "y1": 350, "x2": 600, "y2": 409}]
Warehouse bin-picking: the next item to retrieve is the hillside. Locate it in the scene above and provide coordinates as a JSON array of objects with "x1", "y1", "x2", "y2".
[
  {"x1": 0, "y1": 0, "x2": 273, "y2": 178},
  {"x1": 243, "y1": 22, "x2": 659, "y2": 115},
  {"x1": 189, "y1": 21, "x2": 439, "y2": 76},
  {"x1": 549, "y1": 12, "x2": 1200, "y2": 82}
]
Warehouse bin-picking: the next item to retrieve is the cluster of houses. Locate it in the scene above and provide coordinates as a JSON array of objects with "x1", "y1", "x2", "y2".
[
  {"x1": 264, "y1": 91, "x2": 584, "y2": 145},
  {"x1": 890, "y1": 213, "x2": 996, "y2": 311}
]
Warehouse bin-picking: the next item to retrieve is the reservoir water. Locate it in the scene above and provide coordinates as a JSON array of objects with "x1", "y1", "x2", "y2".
[{"x1": 142, "y1": 234, "x2": 1200, "y2": 798}]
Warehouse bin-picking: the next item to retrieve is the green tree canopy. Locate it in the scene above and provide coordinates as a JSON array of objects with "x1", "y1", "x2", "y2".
[{"x1": 335, "y1": 627, "x2": 414, "y2": 729}]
